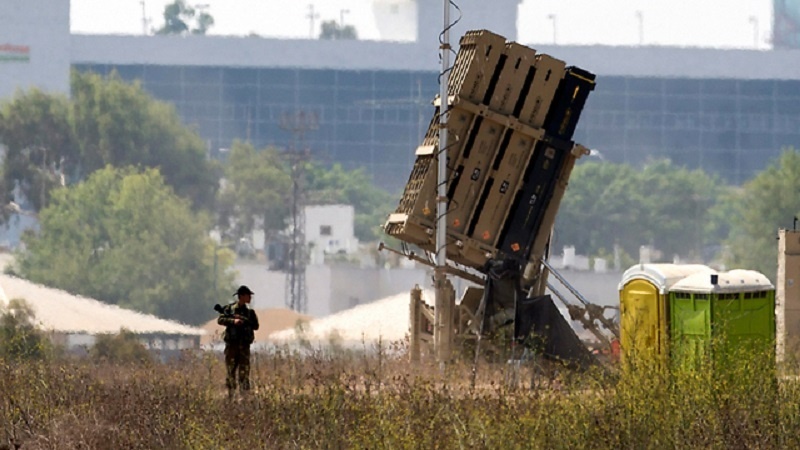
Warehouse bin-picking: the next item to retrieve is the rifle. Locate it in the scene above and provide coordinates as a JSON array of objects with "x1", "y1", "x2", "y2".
[
  {"x1": 213, "y1": 304, "x2": 249, "y2": 323},
  {"x1": 215, "y1": 303, "x2": 254, "y2": 344}
]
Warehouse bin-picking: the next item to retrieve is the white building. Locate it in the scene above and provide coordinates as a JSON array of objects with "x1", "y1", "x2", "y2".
[{"x1": 305, "y1": 204, "x2": 359, "y2": 264}]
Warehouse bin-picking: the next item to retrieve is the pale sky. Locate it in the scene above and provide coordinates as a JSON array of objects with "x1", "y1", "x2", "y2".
[{"x1": 71, "y1": 0, "x2": 774, "y2": 49}]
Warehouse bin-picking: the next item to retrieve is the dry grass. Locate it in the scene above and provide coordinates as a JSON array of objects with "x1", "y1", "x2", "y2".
[{"x1": 1, "y1": 340, "x2": 799, "y2": 450}]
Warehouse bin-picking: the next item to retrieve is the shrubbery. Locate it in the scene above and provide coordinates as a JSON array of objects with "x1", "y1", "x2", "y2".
[
  {"x1": 0, "y1": 342, "x2": 798, "y2": 449},
  {"x1": 90, "y1": 329, "x2": 152, "y2": 364},
  {"x1": 0, "y1": 298, "x2": 53, "y2": 360}
]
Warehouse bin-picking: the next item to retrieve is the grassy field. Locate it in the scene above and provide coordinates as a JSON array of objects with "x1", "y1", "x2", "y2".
[{"x1": 2, "y1": 340, "x2": 800, "y2": 450}]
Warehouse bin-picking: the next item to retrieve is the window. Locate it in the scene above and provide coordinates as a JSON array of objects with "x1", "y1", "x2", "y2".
[{"x1": 320, "y1": 225, "x2": 332, "y2": 236}]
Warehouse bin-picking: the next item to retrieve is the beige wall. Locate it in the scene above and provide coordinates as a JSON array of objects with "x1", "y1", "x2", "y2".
[
  {"x1": 777, "y1": 229, "x2": 800, "y2": 361},
  {"x1": 0, "y1": 0, "x2": 70, "y2": 100}
]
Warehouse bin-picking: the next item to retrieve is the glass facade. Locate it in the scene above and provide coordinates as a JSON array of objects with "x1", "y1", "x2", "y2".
[
  {"x1": 75, "y1": 63, "x2": 800, "y2": 191},
  {"x1": 577, "y1": 77, "x2": 800, "y2": 184}
]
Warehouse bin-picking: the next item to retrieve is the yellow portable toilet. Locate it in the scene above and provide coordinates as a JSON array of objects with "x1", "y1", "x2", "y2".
[{"x1": 618, "y1": 264, "x2": 715, "y2": 359}]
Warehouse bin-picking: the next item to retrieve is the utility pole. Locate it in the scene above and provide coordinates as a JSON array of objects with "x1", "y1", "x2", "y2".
[
  {"x1": 635, "y1": 11, "x2": 644, "y2": 46},
  {"x1": 749, "y1": 16, "x2": 759, "y2": 49},
  {"x1": 307, "y1": 4, "x2": 320, "y2": 39},
  {"x1": 434, "y1": 0, "x2": 452, "y2": 365},
  {"x1": 140, "y1": 0, "x2": 148, "y2": 35},
  {"x1": 280, "y1": 111, "x2": 318, "y2": 313}
]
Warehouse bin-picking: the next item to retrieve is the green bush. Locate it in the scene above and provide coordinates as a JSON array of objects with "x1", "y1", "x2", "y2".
[
  {"x1": 90, "y1": 329, "x2": 152, "y2": 364},
  {"x1": 0, "y1": 298, "x2": 52, "y2": 360}
]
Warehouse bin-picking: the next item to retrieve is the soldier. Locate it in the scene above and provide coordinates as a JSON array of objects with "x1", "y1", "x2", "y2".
[{"x1": 218, "y1": 285, "x2": 260, "y2": 397}]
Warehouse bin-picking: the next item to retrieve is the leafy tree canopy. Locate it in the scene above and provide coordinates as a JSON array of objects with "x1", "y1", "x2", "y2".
[
  {"x1": 217, "y1": 141, "x2": 291, "y2": 242},
  {"x1": 724, "y1": 148, "x2": 800, "y2": 280},
  {"x1": 319, "y1": 20, "x2": 358, "y2": 40},
  {"x1": 0, "y1": 90, "x2": 75, "y2": 213},
  {"x1": 555, "y1": 159, "x2": 725, "y2": 263},
  {"x1": 16, "y1": 166, "x2": 236, "y2": 325},
  {"x1": 155, "y1": 0, "x2": 215, "y2": 35},
  {"x1": 217, "y1": 142, "x2": 394, "y2": 243},
  {"x1": 71, "y1": 71, "x2": 218, "y2": 209},
  {"x1": 0, "y1": 71, "x2": 219, "y2": 217}
]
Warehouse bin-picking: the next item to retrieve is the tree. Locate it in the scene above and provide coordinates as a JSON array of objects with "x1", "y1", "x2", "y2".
[
  {"x1": 319, "y1": 20, "x2": 358, "y2": 40},
  {"x1": 16, "y1": 167, "x2": 236, "y2": 325},
  {"x1": 305, "y1": 163, "x2": 395, "y2": 241},
  {"x1": 71, "y1": 71, "x2": 219, "y2": 209},
  {"x1": 217, "y1": 141, "x2": 291, "y2": 243},
  {"x1": 0, "y1": 90, "x2": 76, "y2": 213},
  {"x1": 724, "y1": 148, "x2": 800, "y2": 279},
  {"x1": 0, "y1": 72, "x2": 219, "y2": 218},
  {"x1": 155, "y1": 0, "x2": 215, "y2": 36},
  {"x1": 555, "y1": 159, "x2": 725, "y2": 263},
  {"x1": 555, "y1": 161, "x2": 647, "y2": 259}
]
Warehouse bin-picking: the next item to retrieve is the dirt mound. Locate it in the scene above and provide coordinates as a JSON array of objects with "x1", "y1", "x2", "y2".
[
  {"x1": 269, "y1": 290, "x2": 434, "y2": 347},
  {"x1": 202, "y1": 307, "x2": 310, "y2": 345}
]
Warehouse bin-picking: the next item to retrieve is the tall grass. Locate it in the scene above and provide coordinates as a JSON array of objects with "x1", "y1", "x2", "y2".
[{"x1": 1, "y1": 341, "x2": 799, "y2": 449}]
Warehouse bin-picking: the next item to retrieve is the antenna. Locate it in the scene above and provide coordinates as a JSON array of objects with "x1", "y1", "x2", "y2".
[
  {"x1": 280, "y1": 110, "x2": 318, "y2": 313},
  {"x1": 140, "y1": 0, "x2": 148, "y2": 35},
  {"x1": 306, "y1": 4, "x2": 320, "y2": 39}
]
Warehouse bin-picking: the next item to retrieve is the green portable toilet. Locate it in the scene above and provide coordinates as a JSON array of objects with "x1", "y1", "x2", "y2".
[
  {"x1": 618, "y1": 264, "x2": 714, "y2": 359},
  {"x1": 669, "y1": 269, "x2": 775, "y2": 366}
]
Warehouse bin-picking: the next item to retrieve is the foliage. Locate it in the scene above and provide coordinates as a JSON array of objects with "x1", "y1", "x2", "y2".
[
  {"x1": 0, "y1": 344, "x2": 796, "y2": 449},
  {"x1": 0, "y1": 298, "x2": 52, "y2": 360},
  {"x1": 155, "y1": 0, "x2": 214, "y2": 35},
  {"x1": 90, "y1": 330, "x2": 151, "y2": 364},
  {"x1": 319, "y1": 20, "x2": 358, "y2": 40},
  {"x1": 0, "y1": 90, "x2": 76, "y2": 213},
  {"x1": 217, "y1": 141, "x2": 291, "y2": 242},
  {"x1": 306, "y1": 163, "x2": 396, "y2": 242},
  {"x1": 724, "y1": 148, "x2": 800, "y2": 279},
  {"x1": 218, "y1": 144, "x2": 394, "y2": 243},
  {"x1": 555, "y1": 159, "x2": 726, "y2": 263},
  {"x1": 0, "y1": 72, "x2": 219, "y2": 217},
  {"x1": 71, "y1": 71, "x2": 218, "y2": 209},
  {"x1": 16, "y1": 166, "x2": 235, "y2": 325}
]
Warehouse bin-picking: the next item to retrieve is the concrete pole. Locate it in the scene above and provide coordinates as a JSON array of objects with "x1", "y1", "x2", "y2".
[
  {"x1": 434, "y1": 0, "x2": 451, "y2": 364},
  {"x1": 777, "y1": 229, "x2": 800, "y2": 362},
  {"x1": 410, "y1": 285, "x2": 422, "y2": 362}
]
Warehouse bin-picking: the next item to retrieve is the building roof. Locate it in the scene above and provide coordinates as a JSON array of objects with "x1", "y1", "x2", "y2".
[
  {"x1": 618, "y1": 263, "x2": 715, "y2": 293},
  {"x1": 70, "y1": 34, "x2": 800, "y2": 80},
  {"x1": 0, "y1": 274, "x2": 204, "y2": 336},
  {"x1": 671, "y1": 269, "x2": 774, "y2": 294}
]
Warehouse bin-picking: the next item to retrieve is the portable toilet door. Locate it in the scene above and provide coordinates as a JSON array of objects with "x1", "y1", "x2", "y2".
[
  {"x1": 669, "y1": 269, "x2": 775, "y2": 368},
  {"x1": 618, "y1": 263, "x2": 714, "y2": 360}
]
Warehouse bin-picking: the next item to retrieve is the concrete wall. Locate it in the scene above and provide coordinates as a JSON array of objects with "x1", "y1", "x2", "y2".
[
  {"x1": 235, "y1": 262, "x2": 430, "y2": 317},
  {"x1": 0, "y1": 0, "x2": 70, "y2": 100}
]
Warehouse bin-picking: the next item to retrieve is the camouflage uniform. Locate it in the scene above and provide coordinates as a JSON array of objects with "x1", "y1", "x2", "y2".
[{"x1": 218, "y1": 302, "x2": 259, "y2": 394}]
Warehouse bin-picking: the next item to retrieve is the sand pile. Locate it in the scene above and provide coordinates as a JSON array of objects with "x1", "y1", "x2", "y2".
[
  {"x1": 268, "y1": 290, "x2": 434, "y2": 348},
  {"x1": 201, "y1": 307, "x2": 310, "y2": 345},
  {"x1": 266, "y1": 289, "x2": 607, "y2": 350}
]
